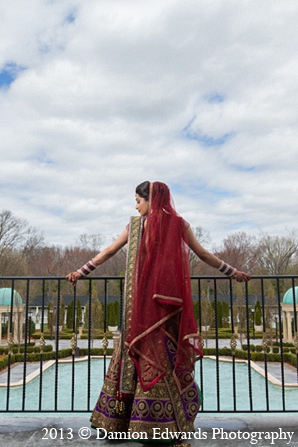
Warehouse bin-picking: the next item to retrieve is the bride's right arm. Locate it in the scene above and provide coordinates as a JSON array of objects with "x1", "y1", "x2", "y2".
[{"x1": 66, "y1": 227, "x2": 128, "y2": 286}]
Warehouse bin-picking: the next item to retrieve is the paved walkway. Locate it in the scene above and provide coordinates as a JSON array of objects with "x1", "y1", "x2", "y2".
[
  {"x1": 0, "y1": 415, "x2": 297, "y2": 446},
  {"x1": 254, "y1": 361, "x2": 298, "y2": 384}
]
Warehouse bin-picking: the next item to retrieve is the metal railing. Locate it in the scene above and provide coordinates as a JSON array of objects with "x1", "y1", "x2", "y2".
[{"x1": 0, "y1": 275, "x2": 297, "y2": 414}]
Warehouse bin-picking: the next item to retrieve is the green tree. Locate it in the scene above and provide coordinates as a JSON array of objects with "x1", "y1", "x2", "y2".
[
  {"x1": 221, "y1": 301, "x2": 230, "y2": 328},
  {"x1": 85, "y1": 299, "x2": 103, "y2": 331},
  {"x1": 255, "y1": 300, "x2": 262, "y2": 326},
  {"x1": 193, "y1": 300, "x2": 199, "y2": 325},
  {"x1": 107, "y1": 301, "x2": 119, "y2": 326},
  {"x1": 114, "y1": 301, "x2": 120, "y2": 327},
  {"x1": 211, "y1": 300, "x2": 223, "y2": 328},
  {"x1": 66, "y1": 300, "x2": 74, "y2": 329}
]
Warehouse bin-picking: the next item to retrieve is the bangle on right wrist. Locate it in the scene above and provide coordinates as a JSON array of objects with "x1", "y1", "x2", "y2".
[{"x1": 77, "y1": 259, "x2": 97, "y2": 277}]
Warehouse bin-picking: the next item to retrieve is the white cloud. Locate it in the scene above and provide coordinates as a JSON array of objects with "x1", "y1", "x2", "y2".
[{"x1": 0, "y1": 0, "x2": 298, "y2": 249}]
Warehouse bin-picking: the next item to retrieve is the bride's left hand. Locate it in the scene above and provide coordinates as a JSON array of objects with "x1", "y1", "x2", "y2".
[{"x1": 233, "y1": 271, "x2": 251, "y2": 282}]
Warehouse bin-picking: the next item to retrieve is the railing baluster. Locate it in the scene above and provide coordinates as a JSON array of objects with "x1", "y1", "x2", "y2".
[
  {"x1": 291, "y1": 278, "x2": 298, "y2": 384},
  {"x1": 214, "y1": 279, "x2": 220, "y2": 412},
  {"x1": 39, "y1": 279, "x2": 46, "y2": 411},
  {"x1": 229, "y1": 277, "x2": 237, "y2": 412},
  {"x1": 54, "y1": 280, "x2": 60, "y2": 411},
  {"x1": 103, "y1": 279, "x2": 108, "y2": 377},
  {"x1": 6, "y1": 279, "x2": 14, "y2": 411},
  {"x1": 71, "y1": 284, "x2": 77, "y2": 411},
  {"x1": 87, "y1": 278, "x2": 92, "y2": 411},
  {"x1": 22, "y1": 279, "x2": 30, "y2": 411},
  {"x1": 197, "y1": 278, "x2": 204, "y2": 412},
  {"x1": 244, "y1": 281, "x2": 253, "y2": 412}
]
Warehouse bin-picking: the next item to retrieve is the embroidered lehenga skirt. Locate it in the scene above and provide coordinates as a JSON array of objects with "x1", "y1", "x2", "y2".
[
  {"x1": 90, "y1": 334, "x2": 200, "y2": 439},
  {"x1": 90, "y1": 216, "x2": 200, "y2": 440}
]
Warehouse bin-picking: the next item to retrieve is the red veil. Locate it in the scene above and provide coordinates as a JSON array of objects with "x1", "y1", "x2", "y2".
[{"x1": 126, "y1": 182, "x2": 203, "y2": 393}]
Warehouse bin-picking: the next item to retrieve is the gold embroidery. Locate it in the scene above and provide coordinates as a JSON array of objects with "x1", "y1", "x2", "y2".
[
  {"x1": 120, "y1": 216, "x2": 142, "y2": 393},
  {"x1": 153, "y1": 293, "x2": 183, "y2": 303},
  {"x1": 128, "y1": 308, "x2": 181, "y2": 346}
]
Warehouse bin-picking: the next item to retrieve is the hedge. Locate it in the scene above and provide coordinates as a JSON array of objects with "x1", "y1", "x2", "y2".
[
  {"x1": 1, "y1": 346, "x2": 296, "y2": 373},
  {"x1": 32, "y1": 332, "x2": 114, "y2": 340},
  {"x1": 203, "y1": 348, "x2": 297, "y2": 367},
  {"x1": 79, "y1": 348, "x2": 114, "y2": 356},
  {"x1": 0, "y1": 346, "x2": 117, "y2": 370},
  {"x1": 0, "y1": 344, "x2": 53, "y2": 355}
]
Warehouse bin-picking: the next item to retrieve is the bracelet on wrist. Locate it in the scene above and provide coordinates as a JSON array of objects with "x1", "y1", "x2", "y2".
[
  {"x1": 77, "y1": 259, "x2": 97, "y2": 277},
  {"x1": 218, "y1": 260, "x2": 237, "y2": 278}
]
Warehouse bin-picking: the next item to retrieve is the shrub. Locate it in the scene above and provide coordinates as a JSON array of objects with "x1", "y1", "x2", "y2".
[
  {"x1": 79, "y1": 348, "x2": 114, "y2": 356},
  {"x1": 242, "y1": 344, "x2": 256, "y2": 352},
  {"x1": 43, "y1": 345, "x2": 53, "y2": 352},
  {"x1": 284, "y1": 353, "x2": 297, "y2": 367},
  {"x1": 0, "y1": 356, "x2": 8, "y2": 370}
]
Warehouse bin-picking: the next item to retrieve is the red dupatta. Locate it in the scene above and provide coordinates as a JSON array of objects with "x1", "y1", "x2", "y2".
[{"x1": 126, "y1": 182, "x2": 203, "y2": 393}]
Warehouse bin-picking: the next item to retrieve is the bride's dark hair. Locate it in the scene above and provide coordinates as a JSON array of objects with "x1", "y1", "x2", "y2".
[{"x1": 135, "y1": 181, "x2": 150, "y2": 201}]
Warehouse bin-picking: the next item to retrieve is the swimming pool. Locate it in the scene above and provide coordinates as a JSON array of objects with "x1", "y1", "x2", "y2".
[{"x1": 0, "y1": 358, "x2": 297, "y2": 413}]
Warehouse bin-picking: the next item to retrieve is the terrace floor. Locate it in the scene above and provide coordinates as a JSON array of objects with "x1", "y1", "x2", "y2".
[{"x1": 0, "y1": 414, "x2": 297, "y2": 446}]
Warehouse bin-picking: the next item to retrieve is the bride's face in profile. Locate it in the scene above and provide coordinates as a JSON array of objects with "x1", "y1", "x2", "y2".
[{"x1": 135, "y1": 194, "x2": 149, "y2": 216}]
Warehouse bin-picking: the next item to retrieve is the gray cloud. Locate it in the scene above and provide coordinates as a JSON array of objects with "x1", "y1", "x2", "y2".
[{"x1": 0, "y1": 0, "x2": 297, "y2": 247}]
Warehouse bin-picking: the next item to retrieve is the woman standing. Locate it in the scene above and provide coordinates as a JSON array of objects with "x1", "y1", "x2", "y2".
[{"x1": 66, "y1": 181, "x2": 250, "y2": 441}]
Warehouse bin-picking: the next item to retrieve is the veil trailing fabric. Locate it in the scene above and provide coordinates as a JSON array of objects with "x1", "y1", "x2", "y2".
[{"x1": 126, "y1": 182, "x2": 203, "y2": 393}]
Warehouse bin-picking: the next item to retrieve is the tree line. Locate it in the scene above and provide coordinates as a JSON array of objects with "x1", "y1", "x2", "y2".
[{"x1": 1, "y1": 208, "x2": 298, "y2": 280}]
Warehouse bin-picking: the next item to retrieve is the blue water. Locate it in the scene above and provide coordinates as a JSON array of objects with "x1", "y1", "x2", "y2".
[
  {"x1": 0, "y1": 358, "x2": 297, "y2": 413},
  {"x1": 197, "y1": 359, "x2": 298, "y2": 412}
]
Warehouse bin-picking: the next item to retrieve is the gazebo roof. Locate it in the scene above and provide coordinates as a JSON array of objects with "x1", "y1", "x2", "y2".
[
  {"x1": 0, "y1": 288, "x2": 23, "y2": 306},
  {"x1": 283, "y1": 287, "x2": 298, "y2": 305}
]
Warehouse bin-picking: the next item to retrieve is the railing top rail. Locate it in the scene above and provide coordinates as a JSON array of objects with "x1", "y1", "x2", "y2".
[{"x1": 0, "y1": 275, "x2": 298, "y2": 280}]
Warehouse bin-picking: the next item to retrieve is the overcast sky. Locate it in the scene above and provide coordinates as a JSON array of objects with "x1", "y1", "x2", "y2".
[{"x1": 0, "y1": 0, "x2": 297, "y2": 248}]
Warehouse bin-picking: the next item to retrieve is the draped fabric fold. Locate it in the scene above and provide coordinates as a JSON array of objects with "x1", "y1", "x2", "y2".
[{"x1": 126, "y1": 182, "x2": 203, "y2": 393}]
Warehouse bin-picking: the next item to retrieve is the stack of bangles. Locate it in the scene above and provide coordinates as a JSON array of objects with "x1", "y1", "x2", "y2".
[
  {"x1": 217, "y1": 260, "x2": 237, "y2": 279},
  {"x1": 77, "y1": 259, "x2": 97, "y2": 276}
]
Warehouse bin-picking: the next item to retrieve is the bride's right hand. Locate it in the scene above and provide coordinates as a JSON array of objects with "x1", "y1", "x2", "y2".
[{"x1": 65, "y1": 271, "x2": 82, "y2": 286}]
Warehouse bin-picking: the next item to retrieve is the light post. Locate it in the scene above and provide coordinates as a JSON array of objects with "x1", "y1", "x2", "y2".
[
  {"x1": 49, "y1": 308, "x2": 53, "y2": 340},
  {"x1": 28, "y1": 310, "x2": 33, "y2": 344},
  {"x1": 251, "y1": 306, "x2": 255, "y2": 340}
]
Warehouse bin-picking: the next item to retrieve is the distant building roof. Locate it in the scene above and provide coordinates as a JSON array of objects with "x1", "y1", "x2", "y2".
[{"x1": 30, "y1": 295, "x2": 121, "y2": 306}]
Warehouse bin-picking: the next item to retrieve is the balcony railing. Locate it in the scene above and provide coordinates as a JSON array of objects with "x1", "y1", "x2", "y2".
[{"x1": 0, "y1": 275, "x2": 297, "y2": 414}]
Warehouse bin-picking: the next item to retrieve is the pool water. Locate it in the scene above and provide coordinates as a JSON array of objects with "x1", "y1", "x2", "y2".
[
  {"x1": 197, "y1": 359, "x2": 298, "y2": 412},
  {"x1": 0, "y1": 358, "x2": 297, "y2": 413}
]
